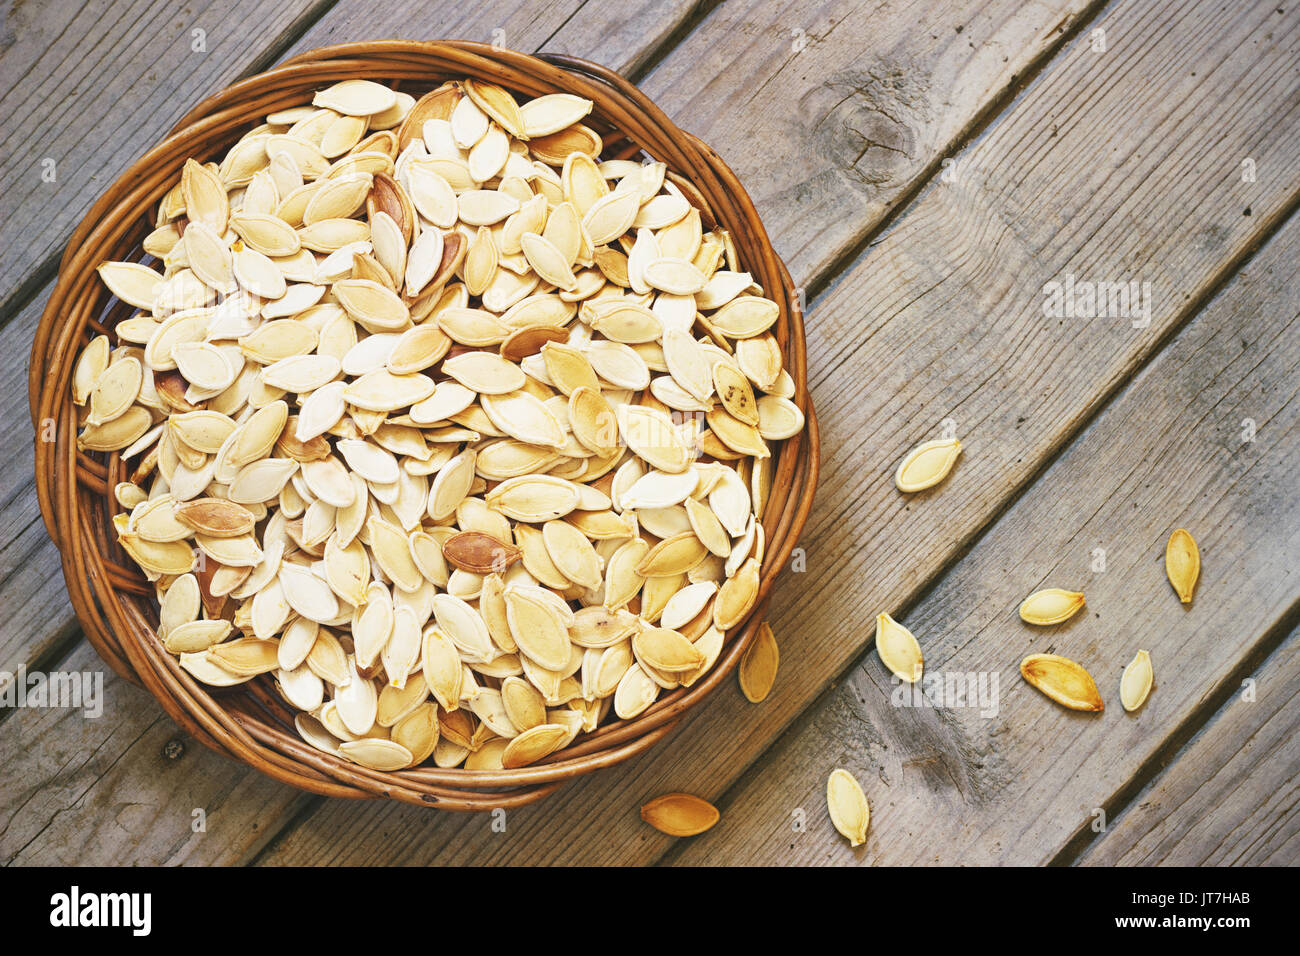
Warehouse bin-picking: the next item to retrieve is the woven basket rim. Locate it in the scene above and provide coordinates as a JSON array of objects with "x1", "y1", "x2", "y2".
[{"x1": 31, "y1": 40, "x2": 821, "y2": 810}]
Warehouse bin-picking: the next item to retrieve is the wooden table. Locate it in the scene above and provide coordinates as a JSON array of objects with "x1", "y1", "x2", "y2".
[{"x1": 1, "y1": 0, "x2": 1296, "y2": 866}]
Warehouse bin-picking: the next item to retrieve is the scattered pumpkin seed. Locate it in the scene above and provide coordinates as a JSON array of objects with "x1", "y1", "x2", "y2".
[
  {"x1": 826, "y1": 768, "x2": 870, "y2": 847},
  {"x1": 1018, "y1": 588, "x2": 1086, "y2": 626},
  {"x1": 1165, "y1": 528, "x2": 1200, "y2": 604},
  {"x1": 875, "y1": 612, "x2": 923, "y2": 683},
  {"x1": 640, "y1": 792, "x2": 719, "y2": 836},
  {"x1": 894, "y1": 437, "x2": 961, "y2": 493},
  {"x1": 1120, "y1": 649, "x2": 1153, "y2": 712},
  {"x1": 1020, "y1": 653, "x2": 1104, "y2": 712}
]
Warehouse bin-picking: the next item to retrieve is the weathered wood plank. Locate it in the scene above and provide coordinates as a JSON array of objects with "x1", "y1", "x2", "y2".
[
  {"x1": 636, "y1": 0, "x2": 1100, "y2": 282},
  {"x1": 0, "y1": 0, "x2": 328, "y2": 322},
  {"x1": 284, "y1": 0, "x2": 697, "y2": 78},
  {"x1": 1077, "y1": 626, "x2": 1300, "y2": 866},
  {"x1": 667, "y1": 211, "x2": 1300, "y2": 865},
  {"x1": 1, "y1": 319, "x2": 76, "y2": 675},
  {"x1": 0, "y1": 419, "x2": 74, "y2": 674},
  {"x1": 257, "y1": 0, "x2": 1300, "y2": 866},
  {"x1": 0, "y1": 0, "x2": 699, "y2": 865},
  {"x1": 0, "y1": 642, "x2": 308, "y2": 865}
]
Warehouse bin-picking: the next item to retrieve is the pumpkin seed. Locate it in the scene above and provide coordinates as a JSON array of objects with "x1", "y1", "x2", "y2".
[
  {"x1": 164, "y1": 619, "x2": 232, "y2": 654},
  {"x1": 391, "y1": 703, "x2": 440, "y2": 764},
  {"x1": 314, "y1": 79, "x2": 397, "y2": 117},
  {"x1": 875, "y1": 612, "x2": 923, "y2": 683},
  {"x1": 180, "y1": 651, "x2": 252, "y2": 687},
  {"x1": 209, "y1": 637, "x2": 280, "y2": 676},
  {"x1": 1020, "y1": 653, "x2": 1104, "y2": 712},
  {"x1": 1165, "y1": 528, "x2": 1200, "y2": 604},
  {"x1": 738, "y1": 621, "x2": 778, "y2": 703},
  {"x1": 1018, "y1": 588, "x2": 1086, "y2": 626},
  {"x1": 640, "y1": 792, "x2": 719, "y2": 837},
  {"x1": 339, "y1": 738, "x2": 413, "y2": 771},
  {"x1": 1118, "y1": 649, "x2": 1154, "y2": 712},
  {"x1": 895, "y1": 437, "x2": 961, "y2": 492},
  {"x1": 613, "y1": 663, "x2": 658, "y2": 719},
  {"x1": 501, "y1": 723, "x2": 568, "y2": 768},
  {"x1": 826, "y1": 768, "x2": 870, "y2": 847},
  {"x1": 714, "y1": 557, "x2": 760, "y2": 629}
]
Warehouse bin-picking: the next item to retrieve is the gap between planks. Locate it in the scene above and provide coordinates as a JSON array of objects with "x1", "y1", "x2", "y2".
[{"x1": 1077, "y1": 622, "x2": 1300, "y2": 865}]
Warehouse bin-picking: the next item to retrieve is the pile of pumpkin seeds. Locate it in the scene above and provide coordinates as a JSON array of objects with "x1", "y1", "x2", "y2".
[{"x1": 70, "y1": 77, "x2": 805, "y2": 772}]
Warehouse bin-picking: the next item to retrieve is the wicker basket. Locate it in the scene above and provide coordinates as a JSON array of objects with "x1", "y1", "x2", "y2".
[{"x1": 30, "y1": 41, "x2": 820, "y2": 809}]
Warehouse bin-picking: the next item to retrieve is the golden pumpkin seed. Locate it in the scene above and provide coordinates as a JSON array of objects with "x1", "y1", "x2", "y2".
[
  {"x1": 1018, "y1": 588, "x2": 1086, "y2": 626},
  {"x1": 1120, "y1": 649, "x2": 1154, "y2": 712},
  {"x1": 738, "y1": 621, "x2": 778, "y2": 703},
  {"x1": 501, "y1": 722, "x2": 568, "y2": 768},
  {"x1": 875, "y1": 612, "x2": 923, "y2": 683},
  {"x1": 826, "y1": 768, "x2": 870, "y2": 847},
  {"x1": 1165, "y1": 528, "x2": 1200, "y2": 604},
  {"x1": 640, "y1": 792, "x2": 719, "y2": 837},
  {"x1": 1020, "y1": 653, "x2": 1104, "y2": 712}
]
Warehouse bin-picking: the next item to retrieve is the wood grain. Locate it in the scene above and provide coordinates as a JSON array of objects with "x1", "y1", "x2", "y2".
[
  {"x1": 0, "y1": 393, "x2": 73, "y2": 675},
  {"x1": 0, "y1": 643, "x2": 307, "y2": 865},
  {"x1": 636, "y1": 0, "x2": 1100, "y2": 283},
  {"x1": 256, "y1": 0, "x2": 1300, "y2": 866},
  {"x1": 283, "y1": 0, "x2": 698, "y2": 77},
  {"x1": 666, "y1": 211, "x2": 1300, "y2": 865},
  {"x1": 1078, "y1": 627, "x2": 1300, "y2": 866},
  {"x1": 0, "y1": 0, "x2": 328, "y2": 322}
]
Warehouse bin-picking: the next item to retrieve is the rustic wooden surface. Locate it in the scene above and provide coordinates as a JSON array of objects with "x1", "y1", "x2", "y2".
[
  {"x1": 669, "y1": 204, "x2": 1300, "y2": 865},
  {"x1": 1, "y1": 0, "x2": 1296, "y2": 866},
  {"x1": 1078, "y1": 626, "x2": 1300, "y2": 867}
]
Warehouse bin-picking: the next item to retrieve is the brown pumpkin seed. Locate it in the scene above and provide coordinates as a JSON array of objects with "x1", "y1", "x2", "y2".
[
  {"x1": 640, "y1": 792, "x2": 719, "y2": 837},
  {"x1": 441, "y1": 530, "x2": 521, "y2": 574}
]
